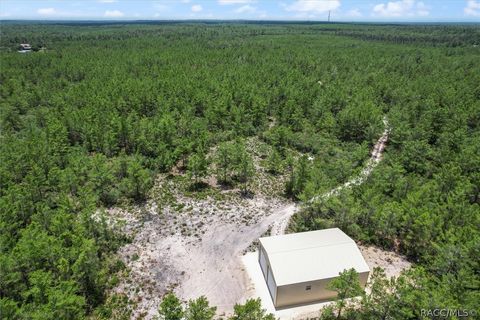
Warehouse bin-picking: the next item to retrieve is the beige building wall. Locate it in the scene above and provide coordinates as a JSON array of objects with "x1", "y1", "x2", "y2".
[{"x1": 275, "y1": 271, "x2": 369, "y2": 308}]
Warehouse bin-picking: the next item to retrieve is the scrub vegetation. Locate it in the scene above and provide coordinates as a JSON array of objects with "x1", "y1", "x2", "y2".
[{"x1": 0, "y1": 22, "x2": 479, "y2": 319}]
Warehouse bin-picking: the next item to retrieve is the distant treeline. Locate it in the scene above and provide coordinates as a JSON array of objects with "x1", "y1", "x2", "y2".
[{"x1": 1, "y1": 22, "x2": 479, "y2": 49}]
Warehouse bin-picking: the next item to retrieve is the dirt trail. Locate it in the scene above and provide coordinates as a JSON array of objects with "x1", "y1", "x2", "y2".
[{"x1": 270, "y1": 117, "x2": 390, "y2": 236}]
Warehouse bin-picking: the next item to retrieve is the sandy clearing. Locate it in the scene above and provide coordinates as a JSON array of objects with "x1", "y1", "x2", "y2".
[
  {"x1": 110, "y1": 192, "x2": 298, "y2": 318},
  {"x1": 358, "y1": 244, "x2": 412, "y2": 279}
]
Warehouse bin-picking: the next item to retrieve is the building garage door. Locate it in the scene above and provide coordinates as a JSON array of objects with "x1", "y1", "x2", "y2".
[
  {"x1": 267, "y1": 267, "x2": 277, "y2": 303},
  {"x1": 259, "y1": 247, "x2": 268, "y2": 278}
]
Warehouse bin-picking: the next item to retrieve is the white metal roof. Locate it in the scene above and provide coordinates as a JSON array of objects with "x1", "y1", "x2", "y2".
[{"x1": 259, "y1": 228, "x2": 370, "y2": 286}]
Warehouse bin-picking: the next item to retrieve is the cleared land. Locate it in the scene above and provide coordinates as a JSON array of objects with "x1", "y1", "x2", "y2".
[
  {"x1": 109, "y1": 177, "x2": 295, "y2": 318},
  {"x1": 108, "y1": 123, "x2": 410, "y2": 319}
]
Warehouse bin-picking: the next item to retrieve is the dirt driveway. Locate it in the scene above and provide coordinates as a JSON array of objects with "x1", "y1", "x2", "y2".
[{"x1": 110, "y1": 190, "x2": 297, "y2": 318}]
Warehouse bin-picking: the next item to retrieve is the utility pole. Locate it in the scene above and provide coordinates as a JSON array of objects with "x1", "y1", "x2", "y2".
[{"x1": 328, "y1": 10, "x2": 331, "y2": 22}]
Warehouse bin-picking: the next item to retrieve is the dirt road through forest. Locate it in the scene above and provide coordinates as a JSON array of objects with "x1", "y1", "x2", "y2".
[{"x1": 270, "y1": 117, "x2": 390, "y2": 236}]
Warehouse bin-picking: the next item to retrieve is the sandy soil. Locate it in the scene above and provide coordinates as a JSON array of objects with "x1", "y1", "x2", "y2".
[
  {"x1": 107, "y1": 118, "x2": 410, "y2": 319},
  {"x1": 358, "y1": 245, "x2": 412, "y2": 279},
  {"x1": 109, "y1": 189, "x2": 296, "y2": 318}
]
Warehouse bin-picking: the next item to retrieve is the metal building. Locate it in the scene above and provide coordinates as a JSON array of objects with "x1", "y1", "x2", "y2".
[{"x1": 258, "y1": 228, "x2": 370, "y2": 308}]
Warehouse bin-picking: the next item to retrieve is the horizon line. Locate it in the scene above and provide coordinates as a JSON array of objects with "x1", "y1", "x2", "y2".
[{"x1": 1, "y1": 18, "x2": 479, "y2": 24}]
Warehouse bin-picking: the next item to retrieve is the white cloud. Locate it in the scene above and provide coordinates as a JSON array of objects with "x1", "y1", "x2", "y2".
[
  {"x1": 99, "y1": 0, "x2": 117, "y2": 3},
  {"x1": 236, "y1": 5, "x2": 256, "y2": 13},
  {"x1": 35, "y1": 8, "x2": 92, "y2": 18},
  {"x1": 104, "y1": 10, "x2": 124, "y2": 17},
  {"x1": 37, "y1": 8, "x2": 56, "y2": 15},
  {"x1": 416, "y1": 1, "x2": 429, "y2": 16},
  {"x1": 218, "y1": 0, "x2": 253, "y2": 5},
  {"x1": 346, "y1": 8, "x2": 362, "y2": 17},
  {"x1": 465, "y1": 0, "x2": 480, "y2": 16},
  {"x1": 372, "y1": 0, "x2": 429, "y2": 17},
  {"x1": 152, "y1": 1, "x2": 170, "y2": 11},
  {"x1": 373, "y1": 0, "x2": 413, "y2": 16},
  {"x1": 285, "y1": 0, "x2": 341, "y2": 14},
  {"x1": 191, "y1": 4, "x2": 203, "y2": 12}
]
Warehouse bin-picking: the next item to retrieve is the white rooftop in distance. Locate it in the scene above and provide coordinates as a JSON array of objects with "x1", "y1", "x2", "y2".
[{"x1": 259, "y1": 228, "x2": 370, "y2": 286}]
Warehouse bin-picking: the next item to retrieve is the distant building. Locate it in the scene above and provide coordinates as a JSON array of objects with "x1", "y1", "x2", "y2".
[
  {"x1": 20, "y1": 44, "x2": 32, "y2": 50},
  {"x1": 258, "y1": 228, "x2": 370, "y2": 308}
]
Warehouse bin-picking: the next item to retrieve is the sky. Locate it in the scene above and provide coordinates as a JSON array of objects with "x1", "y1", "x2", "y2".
[{"x1": 1, "y1": 0, "x2": 479, "y2": 22}]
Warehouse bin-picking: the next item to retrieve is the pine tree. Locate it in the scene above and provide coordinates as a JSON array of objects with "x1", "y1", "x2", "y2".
[
  {"x1": 215, "y1": 142, "x2": 234, "y2": 184},
  {"x1": 229, "y1": 299, "x2": 275, "y2": 320},
  {"x1": 158, "y1": 293, "x2": 184, "y2": 320},
  {"x1": 327, "y1": 268, "x2": 363, "y2": 319},
  {"x1": 286, "y1": 155, "x2": 310, "y2": 198},
  {"x1": 185, "y1": 296, "x2": 216, "y2": 320},
  {"x1": 266, "y1": 149, "x2": 283, "y2": 175},
  {"x1": 232, "y1": 141, "x2": 255, "y2": 194},
  {"x1": 187, "y1": 150, "x2": 208, "y2": 185}
]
